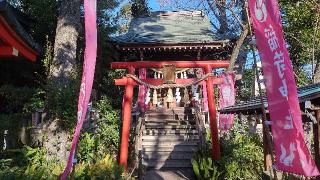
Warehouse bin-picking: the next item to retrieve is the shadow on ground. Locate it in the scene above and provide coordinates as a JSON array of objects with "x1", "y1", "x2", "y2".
[{"x1": 143, "y1": 168, "x2": 195, "y2": 180}]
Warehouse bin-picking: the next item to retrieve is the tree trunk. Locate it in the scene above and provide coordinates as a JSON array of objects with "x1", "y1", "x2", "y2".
[
  {"x1": 50, "y1": 0, "x2": 81, "y2": 84},
  {"x1": 228, "y1": 27, "x2": 249, "y2": 71},
  {"x1": 44, "y1": 0, "x2": 81, "y2": 161},
  {"x1": 314, "y1": 60, "x2": 320, "y2": 83}
]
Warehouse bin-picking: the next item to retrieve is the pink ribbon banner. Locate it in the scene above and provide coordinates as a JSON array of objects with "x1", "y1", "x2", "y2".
[
  {"x1": 138, "y1": 68, "x2": 147, "y2": 111},
  {"x1": 249, "y1": 0, "x2": 319, "y2": 176},
  {"x1": 218, "y1": 72, "x2": 235, "y2": 131},
  {"x1": 60, "y1": 0, "x2": 97, "y2": 179}
]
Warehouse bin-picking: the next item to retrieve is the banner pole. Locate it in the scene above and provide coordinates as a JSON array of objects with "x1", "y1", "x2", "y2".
[{"x1": 245, "y1": 1, "x2": 278, "y2": 179}]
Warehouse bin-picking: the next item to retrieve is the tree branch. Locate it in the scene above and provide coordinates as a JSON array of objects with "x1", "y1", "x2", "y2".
[
  {"x1": 207, "y1": 0, "x2": 245, "y2": 30},
  {"x1": 228, "y1": 24, "x2": 249, "y2": 71},
  {"x1": 216, "y1": 1, "x2": 246, "y2": 30}
]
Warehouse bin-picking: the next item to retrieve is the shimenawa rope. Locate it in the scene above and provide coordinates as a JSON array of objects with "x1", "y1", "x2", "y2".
[{"x1": 125, "y1": 73, "x2": 215, "y2": 89}]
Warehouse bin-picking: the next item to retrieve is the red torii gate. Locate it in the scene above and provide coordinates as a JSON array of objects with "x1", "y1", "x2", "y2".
[{"x1": 111, "y1": 60, "x2": 229, "y2": 169}]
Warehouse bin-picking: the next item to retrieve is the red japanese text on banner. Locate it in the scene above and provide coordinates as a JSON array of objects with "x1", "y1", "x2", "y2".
[
  {"x1": 218, "y1": 72, "x2": 235, "y2": 131},
  {"x1": 248, "y1": 0, "x2": 319, "y2": 176},
  {"x1": 60, "y1": 0, "x2": 97, "y2": 179}
]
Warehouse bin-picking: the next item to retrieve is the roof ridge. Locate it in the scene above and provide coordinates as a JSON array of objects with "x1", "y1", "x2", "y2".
[{"x1": 150, "y1": 10, "x2": 204, "y2": 17}]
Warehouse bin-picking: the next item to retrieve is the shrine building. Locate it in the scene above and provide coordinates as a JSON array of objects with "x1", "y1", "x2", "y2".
[{"x1": 111, "y1": 11, "x2": 236, "y2": 170}]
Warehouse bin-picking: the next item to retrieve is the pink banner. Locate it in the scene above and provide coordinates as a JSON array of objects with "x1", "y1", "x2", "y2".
[
  {"x1": 60, "y1": 0, "x2": 97, "y2": 179},
  {"x1": 218, "y1": 72, "x2": 235, "y2": 131},
  {"x1": 249, "y1": 0, "x2": 319, "y2": 176},
  {"x1": 138, "y1": 68, "x2": 147, "y2": 111}
]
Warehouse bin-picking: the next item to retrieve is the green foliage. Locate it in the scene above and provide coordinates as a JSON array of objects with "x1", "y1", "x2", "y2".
[
  {"x1": 20, "y1": 0, "x2": 58, "y2": 44},
  {"x1": 77, "y1": 132, "x2": 98, "y2": 163},
  {"x1": 220, "y1": 132, "x2": 263, "y2": 179},
  {"x1": 77, "y1": 154, "x2": 123, "y2": 179},
  {"x1": 23, "y1": 146, "x2": 62, "y2": 179},
  {"x1": 46, "y1": 79, "x2": 80, "y2": 129},
  {"x1": 131, "y1": 0, "x2": 150, "y2": 18},
  {"x1": 77, "y1": 96, "x2": 121, "y2": 163},
  {"x1": 0, "y1": 159, "x2": 13, "y2": 170},
  {"x1": 236, "y1": 69, "x2": 255, "y2": 100},
  {"x1": 23, "y1": 89, "x2": 45, "y2": 114},
  {"x1": 0, "y1": 114, "x2": 23, "y2": 148},
  {"x1": 117, "y1": 3, "x2": 133, "y2": 33},
  {"x1": 0, "y1": 146, "x2": 123, "y2": 179},
  {"x1": 192, "y1": 146, "x2": 222, "y2": 180},
  {"x1": 96, "y1": 69, "x2": 125, "y2": 108},
  {"x1": 0, "y1": 85, "x2": 41, "y2": 114},
  {"x1": 193, "y1": 119, "x2": 264, "y2": 180},
  {"x1": 279, "y1": 1, "x2": 320, "y2": 81},
  {"x1": 71, "y1": 154, "x2": 124, "y2": 180},
  {"x1": 0, "y1": 146, "x2": 63, "y2": 179},
  {"x1": 41, "y1": 36, "x2": 54, "y2": 77},
  {"x1": 96, "y1": 95, "x2": 121, "y2": 125}
]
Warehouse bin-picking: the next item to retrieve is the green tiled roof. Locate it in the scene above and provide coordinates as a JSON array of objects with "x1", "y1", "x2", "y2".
[
  {"x1": 219, "y1": 83, "x2": 320, "y2": 113},
  {"x1": 112, "y1": 11, "x2": 229, "y2": 44}
]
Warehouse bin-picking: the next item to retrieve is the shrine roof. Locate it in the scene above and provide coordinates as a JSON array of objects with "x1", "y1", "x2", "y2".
[
  {"x1": 219, "y1": 83, "x2": 320, "y2": 114},
  {"x1": 0, "y1": 1, "x2": 40, "y2": 53},
  {"x1": 112, "y1": 11, "x2": 230, "y2": 46}
]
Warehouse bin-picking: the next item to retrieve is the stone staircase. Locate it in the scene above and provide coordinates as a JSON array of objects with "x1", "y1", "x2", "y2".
[{"x1": 141, "y1": 107, "x2": 201, "y2": 170}]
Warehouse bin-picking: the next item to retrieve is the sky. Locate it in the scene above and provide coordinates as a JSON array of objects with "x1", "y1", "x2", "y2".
[{"x1": 148, "y1": 0, "x2": 160, "y2": 11}]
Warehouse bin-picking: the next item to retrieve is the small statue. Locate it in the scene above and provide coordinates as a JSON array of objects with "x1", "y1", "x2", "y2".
[
  {"x1": 166, "y1": 88, "x2": 174, "y2": 103},
  {"x1": 152, "y1": 89, "x2": 158, "y2": 106},
  {"x1": 182, "y1": 87, "x2": 190, "y2": 107}
]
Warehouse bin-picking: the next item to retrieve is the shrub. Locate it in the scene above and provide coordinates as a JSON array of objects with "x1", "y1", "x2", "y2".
[
  {"x1": 46, "y1": 80, "x2": 79, "y2": 129},
  {"x1": 0, "y1": 113, "x2": 24, "y2": 149},
  {"x1": 220, "y1": 132, "x2": 263, "y2": 179},
  {"x1": 0, "y1": 146, "x2": 123, "y2": 179},
  {"x1": 192, "y1": 145, "x2": 222, "y2": 180},
  {"x1": 192, "y1": 120, "x2": 264, "y2": 180},
  {"x1": 0, "y1": 85, "x2": 39, "y2": 114}
]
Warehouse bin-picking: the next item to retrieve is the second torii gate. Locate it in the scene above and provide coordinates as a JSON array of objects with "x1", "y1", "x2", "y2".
[{"x1": 111, "y1": 60, "x2": 230, "y2": 169}]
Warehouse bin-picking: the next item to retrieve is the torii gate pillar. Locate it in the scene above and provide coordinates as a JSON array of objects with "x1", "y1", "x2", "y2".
[
  {"x1": 119, "y1": 66, "x2": 135, "y2": 170},
  {"x1": 204, "y1": 65, "x2": 221, "y2": 160}
]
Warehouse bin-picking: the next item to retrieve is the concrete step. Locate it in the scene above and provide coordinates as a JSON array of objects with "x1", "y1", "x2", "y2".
[
  {"x1": 143, "y1": 129, "x2": 199, "y2": 135},
  {"x1": 142, "y1": 135, "x2": 199, "y2": 141},
  {"x1": 145, "y1": 117, "x2": 196, "y2": 124},
  {"x1": 142, "y1": 140, "x2": 198, "y2": 146},
  {"x1": 146, "y1": 107, "x2": 194, "y2": 115},
  {"x1": 142, "y1": 159, "x2": 192, "y2": 169},
  {"x1": 146, "y1": 114, "x2": 195, "y2": 121},
  {"x1": 142, "y1": 145, "x2": 197, "y2": 152},
  {"x1": 142, "y1": 151, "x2": 194, "y2": 160},
  {"x1": 145, "y1": 124, "x2": 196, "y2": 130},
  {"x1": 145, "y1": 121, "x2": 196, "y2": 126}
]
